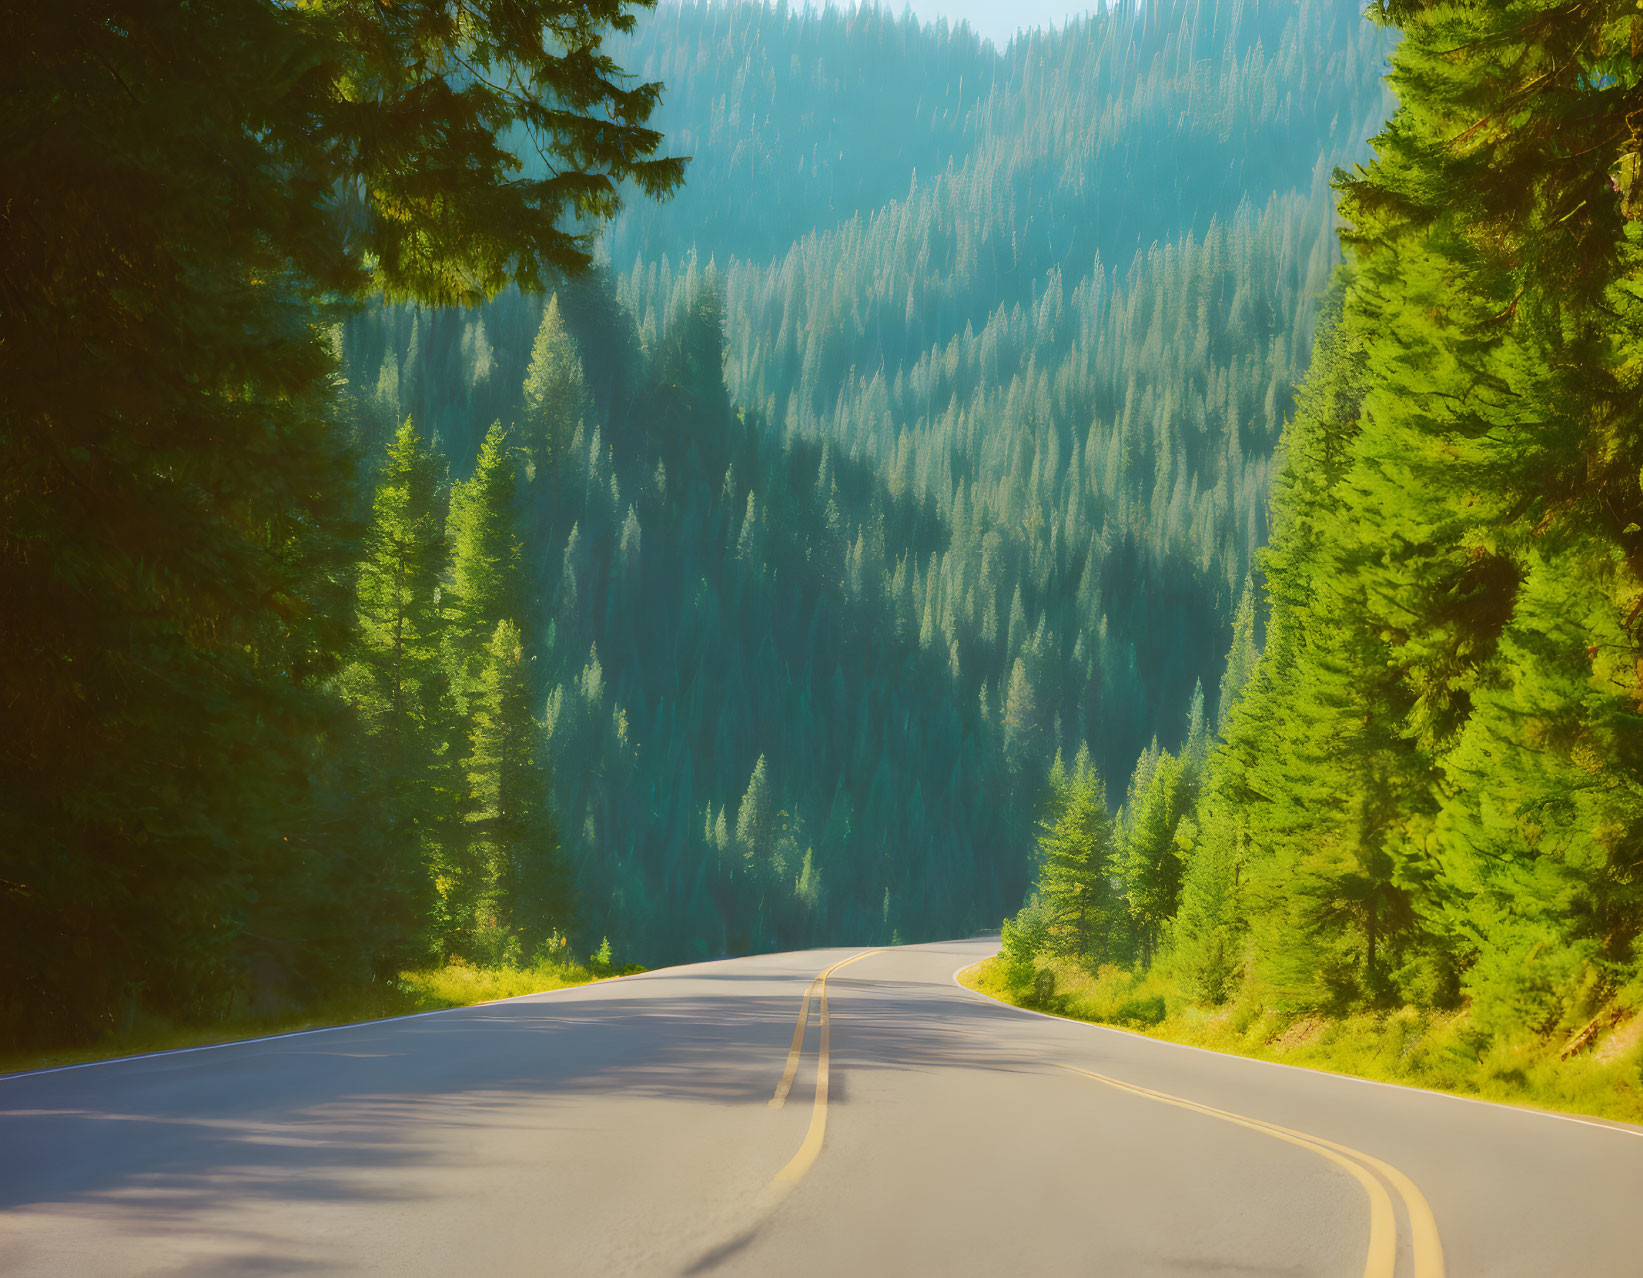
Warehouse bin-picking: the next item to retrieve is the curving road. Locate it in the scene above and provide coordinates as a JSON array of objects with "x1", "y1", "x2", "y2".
[{"x1": 3, "y1": 939, "x2": 1640, "y2": 1276}]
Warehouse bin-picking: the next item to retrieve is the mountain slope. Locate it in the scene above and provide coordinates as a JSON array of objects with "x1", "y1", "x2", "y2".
[{"x1": 340, "y1": 0, "x2": 1393, "y2": 964}]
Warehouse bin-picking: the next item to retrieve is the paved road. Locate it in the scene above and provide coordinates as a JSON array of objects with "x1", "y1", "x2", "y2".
[{"x1": 3, "y1": 940, "x2": 1641, "y2": 1276}]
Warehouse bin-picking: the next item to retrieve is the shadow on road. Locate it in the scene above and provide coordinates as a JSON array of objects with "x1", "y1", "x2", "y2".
[{"x1": 0, "y1": 949, "x2": 1040, "y2": 1233}]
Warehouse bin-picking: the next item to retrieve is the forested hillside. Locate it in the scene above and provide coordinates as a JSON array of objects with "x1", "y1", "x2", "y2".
[
  {"x1": 1001, "y1": 0, "x2": 1643, "y2": 1104},
  {"x1": 343, "y1": 0, "x2": 1391, "y2": 967},
  {"x1": 2, "y1": 0, "x2": 1410, "y2": 1056},
  {"x1": 606, "y1": 0, "x2": 1389, "y2": 271}
]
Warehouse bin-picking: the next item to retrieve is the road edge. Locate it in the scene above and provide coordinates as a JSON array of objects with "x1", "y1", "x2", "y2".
[
  {"x1": 947, "y1": 952, "x2": 1643, "y2": 1141},
  {"x1": 0, "y1": 964, "x2": 666, "y2": 1084}
]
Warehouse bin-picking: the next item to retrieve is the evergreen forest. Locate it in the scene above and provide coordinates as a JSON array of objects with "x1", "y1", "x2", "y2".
[
  {"x1": 1004, "y1": 0, "x2": 1643, "y2": 1078},
  {"x1": 330, "y1": 0, "x2": 1391, "y2": 975},
  {"x1": 11, "y1": 0, "x2": 1639, "y2": 1089}
]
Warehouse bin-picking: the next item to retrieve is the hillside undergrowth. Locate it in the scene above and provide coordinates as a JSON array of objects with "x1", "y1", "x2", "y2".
[
  {"x1": 0, "y1": 956, "x2": 633, "y2": 1079},
  {"x1": 961, "y1": 955, "x2": 1643, "y2": 1127}
]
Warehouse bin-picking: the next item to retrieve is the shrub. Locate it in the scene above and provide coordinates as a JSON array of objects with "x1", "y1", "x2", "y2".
[
  {"x1": 1115, "y1": 994, "x2": 1167, "y2": 1027},
  {"x1": 1001, "y1": 896, "x2": 1050, "y2": 990}
]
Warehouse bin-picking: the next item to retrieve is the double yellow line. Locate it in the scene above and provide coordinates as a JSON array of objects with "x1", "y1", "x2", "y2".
[
  {"x1": 768, "y1": 949, "x2": 880, "y2": 1186},
  {"x1": 762, "y1": 952, "x2": 1442, "y2": 1278},
  {"x1": 1060, "y1": 1064, "x2": 1444, "y2": 1278}
]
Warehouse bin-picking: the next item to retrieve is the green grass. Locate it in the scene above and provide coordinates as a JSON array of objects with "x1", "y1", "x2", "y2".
[
  {"x1": 0, "y1": 957, "x2": 632, "y2": 1078},
  {"x1": 960, "y1": 954, "x2": 1643, "y2": 1126}
]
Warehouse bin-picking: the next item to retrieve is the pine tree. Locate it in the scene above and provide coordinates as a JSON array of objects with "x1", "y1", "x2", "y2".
[
  {"x1": 1327, "y1": 0, "x2": 1643, "y2": 1027},
  {"x1": 521, "y1": 295, "x2": 592, "y2": 475},
  {"x1": 350, "y1": 419, "x2": 448, "y2": 751},
  {"x1": 464, "y1": 619, "x2": 567, "y2": 959},
  {"x1": 0, "y1": 0, "x2": 683, "y2": 1045},
  {"x1": 1164, "y1": 3, "x2": 1643, "y2": 1028},
  {"x1": 1120, "y1": 751, "x2": 1189, "y2": 964},
  {"x1": 1171, "y1": 800, "x2": 1243, "y2": 1004},
  {"x1": 736, "y1": 754, "x2": 776, "y2": 877},
  {"x1": 1216, "y1": 581, "x2": 1258, "y2": 734},
  {"x1": 317, "y1": 0, "x2": 1396, "y2": 976},
  {"x1": 1183, "y1": 679, "x2": 1209, "y2": 774},
  {"x1": 341, "y1": 418, "x2": 456, "y2": 955},
  {"x1": 795, "y1": 847, "x2": 823, "y2": 912},
  {"x1": 446, "y1": 422, "x2": 523, "y2": 709},
  {"x1": 1036, "y1": 762, "x2": 1120, "y2": 964},
  {"x1": 1003, "y1": 656, "x2": 1040, "y2": 775}
]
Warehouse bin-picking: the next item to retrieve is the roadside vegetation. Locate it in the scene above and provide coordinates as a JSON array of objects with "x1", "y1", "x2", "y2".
[
  {"x1": 987, "y1": 2, "x2": 1643, "y2": 1131},
  {"x1": 962, "y1": 955, "x2": 1643, "y2": 1127},
  {"x1": 0, "y1": 946, "x2": 636, "y2": 1079}
]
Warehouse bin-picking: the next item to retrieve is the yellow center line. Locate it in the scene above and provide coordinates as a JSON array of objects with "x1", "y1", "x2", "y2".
[
  {"x1": 1075, "y1": 1068, "x2": 1443, "y2": 1278},
  {"x1": 770, "y1": 949, "x2": 880, "y2": 1186},
  {"x1": 1061, "y1": 1064, "x2": 1416, "y2": 1278},
  {"x1": 1251, "y1": 1120, "x2": 1445, "y2": 1278},
  {"x1": 768, "y1": 977, "x2": 821, "y2": 1108}
]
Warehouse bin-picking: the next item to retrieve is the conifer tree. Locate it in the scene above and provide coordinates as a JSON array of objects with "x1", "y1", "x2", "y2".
[
  {"x1": 1120, "y1": 751, "x2": 1190, "y2": 964},
  {"x1": 736, "y1": 755, "x2": 775, "y2": 877},
  {"x1": 521, "y1": 295, "x2": 592, "y2": 475},
  {"x1": 350, "y1": 420, "x2": 449, "y2": 752},
  {"x1": 1003, "y1": 656, "x2": 1040, "y2": 775},
  {"x1": 1171, "y1": 800, "x2": 1243, "y2": 1004},
  {"x1": 1036, "y1": 762, "x2": 1120, "y2": 964},
  {"x1": 1216, "y1": 582, "x2": 1258, "y2": 734},
  {"x1": 1159, "y1": 3, "x2": 1643, "y2": 1029},
  {"x1": 319, "y1": 0, "x2": 1396, "y2": 975},
  {"x1": 446, "y1": 422, "x2": 524, "y2": 708},
  {"x1": 464, "y1": 619, "x2": 567, "y2": 958},
  {"x1": 341, "y1": 419, "x2": 458, "y2": 953},
  {"x1": 1183, "y1": 680, "x2": 1209, "y2": 774}
]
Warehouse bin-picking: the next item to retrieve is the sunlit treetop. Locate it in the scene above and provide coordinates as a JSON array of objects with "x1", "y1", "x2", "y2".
[{"x1": 1347, "y1": 1, "x2": 1643, "y2": 306}]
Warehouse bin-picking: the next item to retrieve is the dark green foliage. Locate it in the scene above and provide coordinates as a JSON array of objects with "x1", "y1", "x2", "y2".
[
  {"x1": 1077, "y1": 3, "x2": 1643, "y2": 1058},
  {"x1": 7, "y1": 0, "x2": 1424, "y2": 1045},
  {"x1": 0, "y1": 0, "x2": 678, "y2": 1048}
]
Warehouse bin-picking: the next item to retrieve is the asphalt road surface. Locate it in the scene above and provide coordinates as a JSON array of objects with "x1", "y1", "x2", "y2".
[{"x1": 4, "y1": 939, "x2": 1641, "y2": 1276}]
